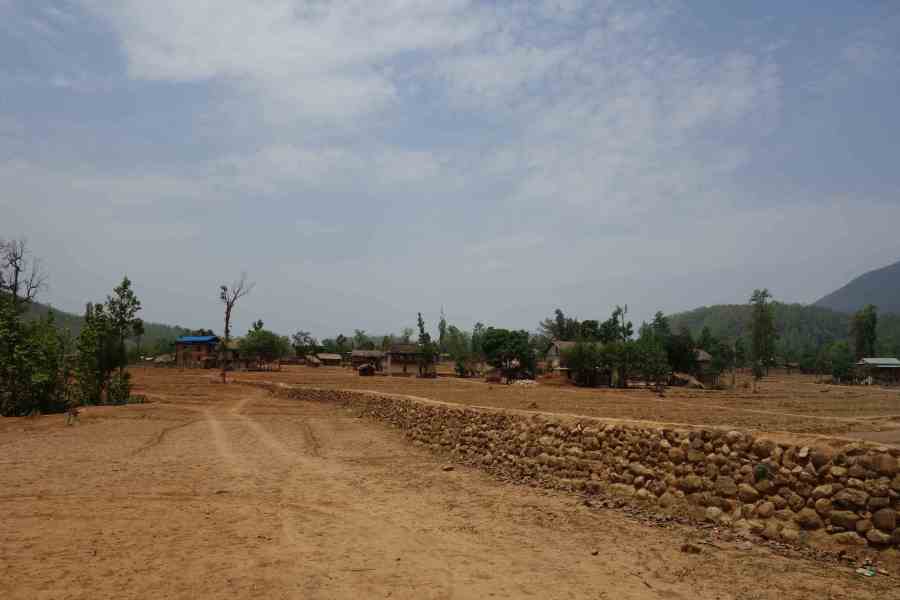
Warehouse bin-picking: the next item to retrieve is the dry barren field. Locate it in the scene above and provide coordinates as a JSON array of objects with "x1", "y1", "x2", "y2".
[
  {"x1": 1, "y1": 367, "x2": 898, "y2": 599},
  {"x1": 239, "y1": 366, "x2": 900, "y2": 444}
]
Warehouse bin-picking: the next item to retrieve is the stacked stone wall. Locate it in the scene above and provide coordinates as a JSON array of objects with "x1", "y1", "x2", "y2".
[{"x1": 258, "y1": 384, "x2": 900, "y2": 549}]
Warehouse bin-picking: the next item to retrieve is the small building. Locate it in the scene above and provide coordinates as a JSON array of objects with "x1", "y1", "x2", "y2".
[
  {"x1": 694, "y1": 348, "x2": 720, "y2": 387},
  {"x1": 351, "y1": 350, "x2": 385, "y2": 371},
  {"x1": 387, "y1": 343, "x2": 422, "y2": 375},
  {"x1": 175, "y1": 335, "x2": 220, "y2": 368},
  {"x1": 545, "y1": 341, "x2": 577, "y2": 370},
  {"x1": 856, "y1": 357, "x2": 900, "y2": 385},
  {"x1": 316, "y1": 353, "x2": 343, "y2": 367}
]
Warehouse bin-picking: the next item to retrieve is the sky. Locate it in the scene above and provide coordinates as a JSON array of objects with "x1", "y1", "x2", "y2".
[{"x1": 2, "y1": 1, "x2": 899, "y2": 338}]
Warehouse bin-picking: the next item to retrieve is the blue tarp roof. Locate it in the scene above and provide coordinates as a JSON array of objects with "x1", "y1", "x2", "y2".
[{"x1": 176, "y1": 335, "x2": 220, "y2": 344}]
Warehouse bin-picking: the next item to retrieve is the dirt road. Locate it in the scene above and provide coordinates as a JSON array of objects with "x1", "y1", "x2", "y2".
[{"x1": 0, "y1": 378, "x2": 894, "y2": 599}]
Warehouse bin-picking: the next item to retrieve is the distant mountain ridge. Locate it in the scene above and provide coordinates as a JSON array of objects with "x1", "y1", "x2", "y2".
[
  {"x1": 24, "y1": 300, "x2": 192, "y2": 350},
  {"x1": 815, "y1": 260, "x2": 900, "y2": 315}
]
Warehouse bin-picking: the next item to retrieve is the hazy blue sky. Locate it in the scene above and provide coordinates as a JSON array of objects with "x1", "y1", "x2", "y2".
[{"x1": 2, "y1": 1, "x2": 899, "y2": 338}]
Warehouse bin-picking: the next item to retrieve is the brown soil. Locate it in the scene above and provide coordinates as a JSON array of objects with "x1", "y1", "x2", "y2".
[
  {"x1": 237, "y1": 366, "x2": 900, "y2": 442},
  {"x1": 0, "y1": 368, "x2": 897, "y2": 599}
]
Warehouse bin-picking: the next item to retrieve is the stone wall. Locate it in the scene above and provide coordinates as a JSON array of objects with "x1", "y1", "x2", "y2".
[{"x1": 259, "y1": 384, "x2": 900, "y2": 550}]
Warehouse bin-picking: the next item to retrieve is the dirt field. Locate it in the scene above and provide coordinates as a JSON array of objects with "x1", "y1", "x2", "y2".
[
  {"x1": 1, "y1": 368, "x2": 897, "y2": 599},
  {"x1": 235, "y1": 366, "x2": 900, "y2": 444}
]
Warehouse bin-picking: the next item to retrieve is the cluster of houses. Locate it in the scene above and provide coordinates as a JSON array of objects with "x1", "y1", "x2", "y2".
[{"x1": 163, "y1": 333, "x2": 900, "y2": 388}]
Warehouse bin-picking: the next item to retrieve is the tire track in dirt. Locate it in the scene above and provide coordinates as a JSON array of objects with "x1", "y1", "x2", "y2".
[{"x1": 130, "y1": 419, "x2": 203, "y2": 456}]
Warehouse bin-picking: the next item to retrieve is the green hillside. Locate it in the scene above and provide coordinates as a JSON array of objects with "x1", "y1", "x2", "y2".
[
  {"x1": 815, "y1": 259, "x2": 900, "y2": 314},
  {"x1": 25, "y1": 301, "x2": 192, "y2": 354},
  {"x1": 669, "y1": 302, "x2": 900, "y2": 361}
]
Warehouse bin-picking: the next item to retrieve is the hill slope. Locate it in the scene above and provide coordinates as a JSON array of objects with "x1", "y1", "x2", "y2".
[
  {"x1": 25, "y1": 301, "x2": 191, "y2": 352},
  {"x1": 815, "y1": 260, "x2": 900, "y2": 314}
]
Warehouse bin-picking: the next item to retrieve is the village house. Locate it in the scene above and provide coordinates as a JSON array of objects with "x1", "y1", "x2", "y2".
[
  {"x1": 856, "y1": 357, "x2": 900, "y2": 385},
  {"x1": 386, "y1": 343, "x2": 422, "y2": 375},
  {"x1": 316, "y1": 353, "x2": 343, "y2": 367},
  {"x1": 694, "y1": 349, "x2": 720, "y2": 387},
  {"x1": 350, "y1": 350, "x2": 385, "y2": 371},
  {"x1": 174, "y1": 335, "x2": 220, "y2": 368}
]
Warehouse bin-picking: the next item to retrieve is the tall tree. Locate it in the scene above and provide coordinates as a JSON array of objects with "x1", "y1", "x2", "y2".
[
  {"x1": 291, "y1": 330, "x2": 317, "y2": 357},
  {"x1": 850, "y1": 304, "x2": 878, "y2": 360},
  {"x1": 106, "y1": 276, "x2": 143, "y2": 379},
  {"x1": 219, "y1": 273, "x2": 254, "y2": 382},
  {"x1": 749, "y1": 289, "x2": 776, "y2": 392},
  {"x1": 416, "y1": 313, "x2": 438, "y2": 377},
  {"x1": 438, "y1": 308, "x2": 448, "y2": 352}
]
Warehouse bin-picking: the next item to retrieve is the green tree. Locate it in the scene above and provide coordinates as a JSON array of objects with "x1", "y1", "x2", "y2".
[
  {"x1": 353, "y1": 329, "x2": 374, "y2": 350},
  {"x1": 241, "y1": 323, "x2": 291, "y2": 364},
  {"x1": 291, "y1": 330, "x2": 317, "y2": 357},
  {"x1": 636, "y1": 335, "x2": 670, "y2": 393},
  {"x1": 697, "y1": 326, "x2": 716, "y2": 352},
  {"x1": 850, "y1": 304, "x2": 877, "y2": 360},
  {"x1": 445, "y1": 325, "x2": 473, "y2": 377},
  {"x1": 416, "y1": 313, "x2": 438, "y2": 377},
  {"x1": 829, "y1": 341, "x2": 854, "y2": 383},
  {"x1": 482, "y1": 327, "x2": 535, "y2": 381},
  {"x1": 561, "y1": 341, "x2": 603, "y2": 387},
  {"x1": 438, "y1": 308, "x2": 448, "y2": 352},
  {"x1": 106, "y1": 276, "x2": 143, "y2": 378},
  {"x1": 749, "y1": 289, "x2": 777, "y2": 391}
]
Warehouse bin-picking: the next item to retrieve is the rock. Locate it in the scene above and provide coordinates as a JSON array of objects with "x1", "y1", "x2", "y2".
[
  {"x1": 706, "y1": 506, "x2": 723, "y2": 522},
  {"x1": 856, "y1": 519, "x2": 873, "y2": 535},
  {"x1": 770, "y1": 495, "x2": 787, "y2": 510},
  {"x1": 761, "y1": 521, "x2": 782, "y2": 540},
  {"x1": 715, "y1": 476, "x2": 738, "y2": 496},
  {"x1": 810, "y1": 446, "x2": 834, "y2": 469},
  {"x1": 829, "y1": 510, "x2": 860, "y2": 530},
  {"x1": 610, "y1": 483, "x2": 636, "y2": 497},
  {"x1": 814, "y1": 498, "x2": 833, "y2": 516},
  {"x1": 873, "y1": 454, "x2": 899, "y2": 477},
  {"x1": 680, "y1": 475, "x2": 704, "y2": 493},
  {"x1": 756, "y1": 502, "x2": 775, "y2": 519},
  {"x1": 830, "y1": 466, "x2": 848, "y2": 478},
  {"x1": 798, "y1": 446, "x2": 810, "y2": 459},
  {"x1": 812, "y1": 484, "x2": 835, "y2": 499},
  {"x1": 868, "y1": 496, "x2": 890, "y2": 510},
  {"x1": 833, "y1": 488, "x2": 869, "y2": 510},
  {"x1": 866, "y1": 528, "x2": 893, "y2": 545},
  {"x1": 753, "y1": 478, "x2": 773, "y2": 494},
  {"x1": 892, "y1": 474, "x2": 900, "y2": 493},
  {"x1": 796, "y1": 508, "x2": 824, "y2": 530},
  {"x1": 442, "y1": 465, "x2": 455, "y2": 472},
  {"x1": 753, "y1": 438, "x2": 776, "y2": 458},
  {"x1": 832, "y1": 532, "x2": 867, "y2": 546},
  {"x1": 669, "y1": 448, "x2": 686, "y2": 463},
  {"x1": 738, "y1": 483, "x2": 760, "y2": 503},
  {"x1": 780, "y1": 527, "x2": 801, "y2": 543},
  {"x1": 658, "y1": 492, "x2": 676, "y2": 508},
  {"x1": 635, "y1": 488, "x2": 653, "y2": 500},
  {"x1": 872, "y1": 508, "x2": 897, "y2": 532}
]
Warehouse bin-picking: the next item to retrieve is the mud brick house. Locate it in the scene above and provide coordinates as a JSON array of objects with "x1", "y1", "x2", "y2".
[{"x1": 175, "y1": 335, "x2": 220, "y2": 368}]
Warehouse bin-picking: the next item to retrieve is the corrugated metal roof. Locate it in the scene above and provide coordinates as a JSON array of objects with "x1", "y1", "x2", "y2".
[
  {"x1": 857, "y1": 357, "x2": 900, "y2": 367},
  {"x1": 176, "y1": 335, "x2": 220, "y2": 344},
  {"x1": 695, "y1": 349, "x2": 713, "y2": 362},
  {"x1": 316, "y1": 353, "x2": 343, "y2": 361}
]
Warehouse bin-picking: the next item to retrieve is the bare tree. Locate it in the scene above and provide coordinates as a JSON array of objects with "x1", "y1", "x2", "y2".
[
  {"x1": 219, "y1": 273, "x2": 254, "y2": 382},
  {"x1": 0, "y1": 238, "x2": 46, "y2": 309}
]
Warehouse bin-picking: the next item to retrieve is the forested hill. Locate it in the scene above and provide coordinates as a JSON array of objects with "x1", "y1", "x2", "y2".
[
  {"x1": 25, "y1": 301, "x2": 191, "y2": 351},
  {"x1": 669, "y1": 302, "x2": 900, "y2": 360},
  {"x1": 815, "y1": 259, "x2": 900, "y2": 315}
]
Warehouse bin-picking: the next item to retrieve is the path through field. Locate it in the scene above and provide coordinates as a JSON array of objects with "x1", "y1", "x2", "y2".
[{"x1": 0, "y1": 378, "x2": 893, "y2": 599}]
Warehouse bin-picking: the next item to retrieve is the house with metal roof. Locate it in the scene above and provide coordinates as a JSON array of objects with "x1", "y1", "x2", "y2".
[
  {"x1": 350, "y1": 350, "x2": 385, "y2": 370},
  {"x1": 856, "y1": 357, "x2": 900, "y2": 385},
  {"x1": 175, "y1": 335, "x2": 220, "y2": 368}
]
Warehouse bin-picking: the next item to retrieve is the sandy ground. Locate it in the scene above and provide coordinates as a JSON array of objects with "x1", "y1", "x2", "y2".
[{"x1": 1, "y1": 369, "x2": 897, "y2": 599}]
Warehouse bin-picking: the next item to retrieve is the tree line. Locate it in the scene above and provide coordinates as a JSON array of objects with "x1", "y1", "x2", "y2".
[{"x1": 1, "y1": 239, "x2": 145, "y2": 415}]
